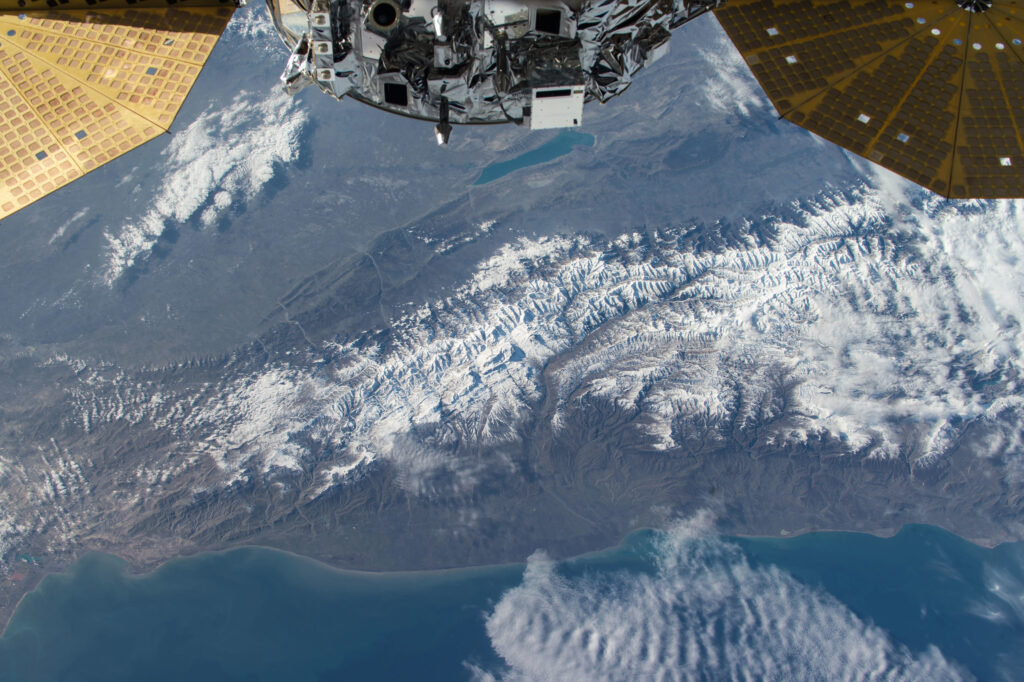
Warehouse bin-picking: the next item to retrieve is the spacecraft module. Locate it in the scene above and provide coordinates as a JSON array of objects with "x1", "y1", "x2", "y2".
[
  {"x1": 269, "y1": 0, "x2": 722, "y2": 134},
  {"x1": 1, "y1": 0, "x2": 1023, "y2": 220}
]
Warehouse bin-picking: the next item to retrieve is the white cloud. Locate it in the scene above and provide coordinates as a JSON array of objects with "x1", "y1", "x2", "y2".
[
  {"x1": 103, "y1": 89, "x2": 307, "y2": 284},
  {"x1": 970, "y1": 562, "x2": 1024, "y2": 626},
  {"x1": 224, "y1": 3, "x2": 279, "y2": 52},
  {"x1": 49, "y1": 207, "x2": 89, "y2": 245},
  {"x1": 477, "y1": 513, "x2": 967, "y2": 681},
  {"x1": 698, "y1": 33, "x2": 768, "y2": 117}
]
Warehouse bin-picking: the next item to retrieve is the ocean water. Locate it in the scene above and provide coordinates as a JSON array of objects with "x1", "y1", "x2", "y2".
[
  {"x1": 1, "y1": 524, "x2": 1021, "y2": 681},
  {"x1": 473, "y1": 129, "x2": 595, "y2": 185},
  {"x1": 736, "y1": 527, "x2": 1024, "y2": 682}
]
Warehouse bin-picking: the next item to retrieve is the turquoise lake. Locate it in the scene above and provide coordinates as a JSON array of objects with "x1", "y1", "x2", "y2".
[
  {"x1": 473, "y1": 130, "x2": 595, "y2": 185},
  {"x1": 1, "y1": 524, "x2": 1021, "y2": 681}
]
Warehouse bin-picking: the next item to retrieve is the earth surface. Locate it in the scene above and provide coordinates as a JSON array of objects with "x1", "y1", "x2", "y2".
[{"x1": 0, "y1": 4, "x2": 1023, "y2": 636}]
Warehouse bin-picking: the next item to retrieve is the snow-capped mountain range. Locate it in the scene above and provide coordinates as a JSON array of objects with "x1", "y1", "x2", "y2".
[{"x1": 0, "y1": 4, "x2": 1021, "y2": 631}]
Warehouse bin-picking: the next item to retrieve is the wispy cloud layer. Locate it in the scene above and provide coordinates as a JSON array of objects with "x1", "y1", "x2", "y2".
[{"x1": 698, "y1": 34, "x2": 768, "y2": 116}]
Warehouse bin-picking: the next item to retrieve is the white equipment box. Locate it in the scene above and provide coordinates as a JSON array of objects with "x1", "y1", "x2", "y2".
[{"x1": 528, "y1": 86, "x2": 585, "y2": 130}]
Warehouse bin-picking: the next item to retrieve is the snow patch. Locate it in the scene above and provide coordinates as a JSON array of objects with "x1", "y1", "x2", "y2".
[{"x1": 110, "y1": 176, "x2": 1024, "y2": 496}]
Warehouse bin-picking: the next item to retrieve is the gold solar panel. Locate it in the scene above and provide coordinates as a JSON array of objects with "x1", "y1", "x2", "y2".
[
  {"x1": 715, "y1": 0, "x2": 1024, "y2": 198},
  {"x1": 0, "y1": 1, "x2": 234, "y2": 220}
]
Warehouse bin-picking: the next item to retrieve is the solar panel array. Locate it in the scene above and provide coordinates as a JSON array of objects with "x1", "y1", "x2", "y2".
[
  {"x1": 715, "y1": 0, "x2": 1024, "y2": 198},
  {"x1": 0, "y1": 0, "x2": 233, "y2": 219}
]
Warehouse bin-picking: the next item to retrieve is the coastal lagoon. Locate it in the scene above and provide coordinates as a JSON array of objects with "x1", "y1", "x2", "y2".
[{"x1": 2, "y1": 524, "x2": 1022, "y2": 681}]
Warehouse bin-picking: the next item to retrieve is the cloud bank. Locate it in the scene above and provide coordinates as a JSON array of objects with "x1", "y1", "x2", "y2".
[
  {"x1": 476, "y1": 514, "x2": 966, "y2": 681},
  {"x1": 103, "y1": 90, "x2": 307, "y2": 284}
]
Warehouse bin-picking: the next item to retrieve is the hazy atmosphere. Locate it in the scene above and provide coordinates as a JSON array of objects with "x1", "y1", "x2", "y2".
[{"x1": 1, "y1": 2, "x2": 1023, "y2": 679}]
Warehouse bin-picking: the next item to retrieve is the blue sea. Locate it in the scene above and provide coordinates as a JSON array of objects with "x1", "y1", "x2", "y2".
[{"x1": 1, "y1": 524, "x2": 1022, "y2": 681}]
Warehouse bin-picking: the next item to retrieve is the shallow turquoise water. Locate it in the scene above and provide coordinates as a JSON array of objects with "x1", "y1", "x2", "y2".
[
  {"x1": 1, "y1": 525, "x2": 1021, "y2": 681},
  {"x1": 473, "y1": 130, "x2": 595, "y2": 185}
]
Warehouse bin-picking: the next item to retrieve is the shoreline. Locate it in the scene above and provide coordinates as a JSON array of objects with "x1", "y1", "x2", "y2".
[{"x1": 3, "y1": 521, "x2": 1020, "y2": 639}]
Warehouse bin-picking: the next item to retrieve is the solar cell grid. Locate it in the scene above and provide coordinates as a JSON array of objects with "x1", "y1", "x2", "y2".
[
  {"x1": 716, "y1": 0, "x2": 1024, "y2": 197},
  {"x1": 0, "y1": 2, "x2": 232, "y2": 219}
]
